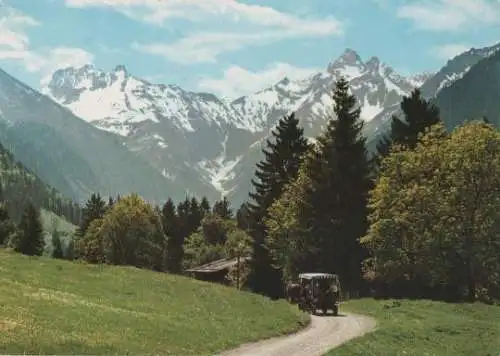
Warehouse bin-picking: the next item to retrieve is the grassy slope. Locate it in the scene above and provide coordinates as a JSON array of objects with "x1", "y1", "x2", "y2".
[
  {"x1": 329, "y1": 298, "x2": 500, "y2": 356},
  {"x1": 0, "y1": 251, "x2": 308, "y2": 355}
]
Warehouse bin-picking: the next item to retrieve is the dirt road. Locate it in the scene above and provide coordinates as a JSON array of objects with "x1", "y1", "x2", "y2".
[{"x1": 219, "y1": 313, "x2": 376, "y2": 356}]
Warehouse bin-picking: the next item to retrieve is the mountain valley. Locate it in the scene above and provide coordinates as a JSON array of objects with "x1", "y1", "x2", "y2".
[{"x1": 0, "y1": 44, "x2": 499, "y2": 207}]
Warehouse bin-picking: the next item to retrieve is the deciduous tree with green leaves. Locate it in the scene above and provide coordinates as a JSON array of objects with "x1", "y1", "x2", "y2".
[
  {"x1": 265, "y1": 163, "x2": 318, "y2": 282},
  {"x1": 225, "y1": 229, "x2": 253, "y2": 289},
  {"x1": 363, "y1": 121, "x2": 500, "y2": 301},
  {"x1": 77, "y1": 194, "x2": 167, "y2": 271}
]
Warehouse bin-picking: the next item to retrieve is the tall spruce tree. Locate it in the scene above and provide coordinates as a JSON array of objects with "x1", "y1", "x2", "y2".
[
  {"x1": 200, "y1": 196, "x2": 211, "y2": 218},
  {"x1": 188, "y1": 197, "x2": 202, "y2": 232},
  {"x1": 374, "y1": 88, "x2": 441, "y2": 169},
  {"x1": 236, "y1": 203, "x2": 252, "y2": 231},
  {"x1": 212, "y1": 196, "x2": 233, "y2": 219},
  {"x1": 51, "y1": 228, "x2": 64, "y2": 259},
  {"x1": 0, "y1": 203, "x2": 16, "y2": 246},
  {"x1": 392, "y1": 88, "x2": 440, "y2": 149},
  {"x1": 11, "y1": 202, "x2": 45, "y2": 256},
  {"x1": 162, "y1": 198, "x2": 182, "y2": 273},
  {"x1": 247, "y1": 111, "x2": 310, "y2": 298},
  {"x1": 307, "y1": 77, "x2": 371, "y2": 292},
  {"x1": 77, "y1": 193, "x2": 106, "y2": 238},
  {"x1": 177, "y1": 198, "x2": 191, "y2": 239},
  {"x1": 65, "y1": 238, "x2": 75, "y2": 261},
  {"x1": 107, "y1": 196, "x2": 115, "y2": 210}
]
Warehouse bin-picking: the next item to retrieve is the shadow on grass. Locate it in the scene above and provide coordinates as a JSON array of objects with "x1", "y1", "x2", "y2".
[{"x1": 1, "y1": 340, "x2": 120, "y2": 355}]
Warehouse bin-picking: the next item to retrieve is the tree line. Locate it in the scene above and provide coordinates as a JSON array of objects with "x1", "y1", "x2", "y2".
[{"x1": 58, "y1": 192, "x2": 251, "y2": 287}]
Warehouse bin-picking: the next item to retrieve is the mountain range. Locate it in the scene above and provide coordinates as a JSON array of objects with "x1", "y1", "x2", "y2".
[{"x1": 0, "y1": 43, "x2": 499, "y2": 207}]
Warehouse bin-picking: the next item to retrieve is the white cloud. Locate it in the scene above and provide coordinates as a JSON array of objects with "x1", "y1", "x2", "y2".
[
  {"x1": 0, "y1": 4, "x2": 94, "y2": 86},
  {"x1": 132, "y1": 18, "x2": 340, "y2": 64},
  {"x1": 397, "y1": 0, "x2": 500, "y2": 31},
  {"x1": 27, "y1": 47, "x2": 95, "y2": 86},
  {"x1": 432, "y1": 43, "x2": 471, "y2": 60},
  {"x1": 66, "y1": 0, "x2": 342, "y2": 64},
  {"x1": 65, "y1": 0, "x2": 343, "y2": 29},
  {"x1": 0, "y1": 5, "x2": 39, "y2": 59},
  {"x1": 197, "y1": 62, "x2": 321, "y2": 99}
]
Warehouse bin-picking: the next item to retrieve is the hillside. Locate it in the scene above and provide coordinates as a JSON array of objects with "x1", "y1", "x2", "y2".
[
  {"x1": 0, "y1": 139, "x2": 79, "y2": 225},
  {"x1": 0, "y1": 68, "x2": 188, "y2": 204},
  {"x1": 0, "y1": 251, "x2": 307, "y2": 355},
  {"x1": 434, "y1": 49, "x2": 500, "y2": 129},
  {"x1": 360, "y1": 42, "x2": 500, "y2": 150},
  {"x1": 329, "y1": 299, "x2": 500, "y2": 355}
]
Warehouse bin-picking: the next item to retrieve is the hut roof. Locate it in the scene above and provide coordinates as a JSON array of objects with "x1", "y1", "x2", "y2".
[{"x1": 185, "y1": 256, "x2": 251, "y2": 273}]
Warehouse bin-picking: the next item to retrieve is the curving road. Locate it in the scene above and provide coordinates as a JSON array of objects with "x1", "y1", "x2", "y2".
[{"x1": 219, "y1": 313, "x2": 376, "y2": 356}]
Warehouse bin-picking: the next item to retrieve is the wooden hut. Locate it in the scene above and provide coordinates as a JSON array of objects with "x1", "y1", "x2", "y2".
[{"x1": 185, "y1": 256, "x2": 251, "y2": 285}]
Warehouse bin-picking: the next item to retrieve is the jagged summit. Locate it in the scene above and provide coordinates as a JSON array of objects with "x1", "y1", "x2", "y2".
[
  {"x1": 366, "y1": 56, "x2": 381, "y2": 71},
  {"x1": 114, "y1": 64, "x2": 128, "y2": 73},
  {"x1": 327, "y1": 48, "x2": 364, "y2": 75}
]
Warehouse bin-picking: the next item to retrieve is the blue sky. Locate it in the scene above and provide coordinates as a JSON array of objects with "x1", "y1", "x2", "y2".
[{"x1": 0, "y1": 0, "x2": 499, "y2": 99}]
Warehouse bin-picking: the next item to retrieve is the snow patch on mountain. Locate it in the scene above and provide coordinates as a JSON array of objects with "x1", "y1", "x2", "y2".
[
  {"x1": 361, "y1": 96, "x2": 384, "y2": 119},
  {"x1": 437, "y1": 66, "x2": 471, "y2": 92},
  {"x1": 43, "y1": 64, "x2": 247, "y2": 136},
  {"x1": 198, "y1": 155, "x2": 242, "y2": 197}
]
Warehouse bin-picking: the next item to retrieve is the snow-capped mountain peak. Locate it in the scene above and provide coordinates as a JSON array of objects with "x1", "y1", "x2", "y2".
[
  {"x1": 365, "y1": 56, "x2": 381, "y2": 72},
  {"x1": 327, "y1": 48, "x2": 366, "y2": 79},
  {"x1": 43, "y1": 63, "x2": 249, "y2": 137}
]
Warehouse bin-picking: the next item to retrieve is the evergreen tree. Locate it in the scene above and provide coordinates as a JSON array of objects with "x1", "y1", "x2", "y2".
[
  {"x1": 77, "y1": 193, "x2": 106, "y2": 238},
  {"x1": 51, "y1": 228, "x2": 64, "y2": 259},
  {"x1": 177, "y1": 198, "x2": 191, "y2": 240},
  {"x1": 236, "y1": 203, "x2": 252, "y2": 231},
  {"x1": 188, "y1": 197, "x2": 202, "y2": 233},
  {"x1": 299, "y1": 77, "x2": 371, "y2": 292},
  {"x1": 200, "y1": 196, "x2": 211, "y2": 218},
  {"x1": 162, "y1": 198, "x2": 182, "y2": 273},
  {"x1": 246, "y1": 111, "x2": 310, "y2": 298},
  {"x1": 375, "y1": 88, "x2": 441, "y2": 167},
  {"x1": 372, "y1": 134, "x2": 391, "y2": 172},
  {"x1": 392, "y1": 89, "x2": 441, "y2": 148},
  {"x1": 65, "y1": 238, "x2": 75, "y2": 261},
  {"x1": 327, "y1": 77, "x2": 372, "y2": 292},
  {"x1": 167, "y1": 198, "x2": 190, "y2": 272},
  {"x1": 162, "y1": 198, "x2": 178, "y2": 238},
  {"x1": 213, "y1": 196, "x2": 233, "y2": 219},
  {"x1": 108, "y1": 196, "x2": 115, "y2": 209},
  {"x1": 11, "y1": 202, "x2": 45, "y2": 256},
  {"x1": 0, "y1": 203, "x2": 16, "y2": 246}
]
